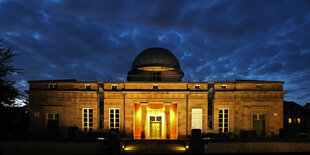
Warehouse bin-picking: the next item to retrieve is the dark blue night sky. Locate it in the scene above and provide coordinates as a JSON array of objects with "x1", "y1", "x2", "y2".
[{"x1": 1, "y1": 0, "x2": 310, "y2": 105}]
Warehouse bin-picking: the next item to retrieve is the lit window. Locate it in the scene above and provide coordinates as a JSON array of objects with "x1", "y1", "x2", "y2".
[
  {"x1": 195, "y1": 85, "x2": 200, "y2": 89},
  {"x1": 153, "y1": 84, "x2": 158, "y2": 89},
  {"x1": 83, "y1": 108, "x2": 93, "y2": 132},
  {"x1": 85, "y1": 84, "x2": 90, "y2": 90},
  {"x1": 288, "y1": 118, "x2": 292, "y2": 124},
  {"x1": 221, "y1": 85, "x2": 227, "y2": 89},
  {"x1": 110, "y1": 108, "x2": 120, "y2": 129},
  {"x1": 297, "y1": 118, "x2": 301, "y2": 124},
  {"x1": 49, "y1": 84, "x2": 57, "y2": 89},
  {"x1": 256, "y1": 84, "x2": 262, "y2": 89},
  {"x1": 219, "y1": 108, "x2": 229, "y2": 133},
  {"x1": 192, "y1": 109, "x2": 202, "y2": 130},
  {"x1": 150, "y1": 116, "x2": 162, "y2": 122},
  {"x1": 112, "y1": 84, "x2": 117, "y2": 90}
]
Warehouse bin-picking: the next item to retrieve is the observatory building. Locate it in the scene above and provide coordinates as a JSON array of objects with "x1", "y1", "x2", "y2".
[{"x1": 28, "y1": 47, "x2": 286, "y2": 139}]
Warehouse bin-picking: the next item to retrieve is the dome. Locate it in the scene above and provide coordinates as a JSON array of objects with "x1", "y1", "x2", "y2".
[
  {"x1": 127, "y1": 47, "x2": 184, "y2": 82},
  {"x1": 132, "y1": 47, "x2": 181, "y2": 71}
]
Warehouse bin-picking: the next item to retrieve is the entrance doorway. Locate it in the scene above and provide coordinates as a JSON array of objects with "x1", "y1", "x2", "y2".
[
  {"x1": 253, "y1": 114, "x2": 265, "y2": 138},
  {"x1": 149, "y1": 116, "x2": 162, "y2": 139},
  {"x1": 47, "y1": 113, "x2": 59, "y2": 137}
]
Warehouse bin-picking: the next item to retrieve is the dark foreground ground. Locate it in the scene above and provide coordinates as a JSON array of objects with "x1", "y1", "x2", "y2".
[{"x1": 1, "y1": 138, "x2": 310, "y2": 154}]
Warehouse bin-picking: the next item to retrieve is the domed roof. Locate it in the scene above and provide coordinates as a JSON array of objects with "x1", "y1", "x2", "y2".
[{"x1": 132, "y1": 47, "x2": 181, "y2": 70}]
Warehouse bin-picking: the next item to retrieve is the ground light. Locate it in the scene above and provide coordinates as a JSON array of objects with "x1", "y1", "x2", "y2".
[
  {"x1": 122, "y1": 143, "x2": 188, "y2": 153},
  {"x1": 124, "y1": 145, "x2": 135, "y2": 151},
  {"x1": 97, "y1": 137, "x2": 106, "y2": 140},
  {"x1": 175, "y1": 146, "x2": 187, "y2": 151},
  {"x1": 185, "y1": 145, "x2": 190, "y2": 153}
]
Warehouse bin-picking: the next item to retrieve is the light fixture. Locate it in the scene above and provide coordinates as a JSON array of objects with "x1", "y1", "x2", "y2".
[{"x1": 137, "y1": 66, "x2": 174, "y2": 71}]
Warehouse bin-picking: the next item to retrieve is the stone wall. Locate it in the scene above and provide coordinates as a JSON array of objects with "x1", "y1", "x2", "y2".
[
  {"x1": 28, "y1": 81, "x2": 98, "y2": 137},
  {"x1": 28, "y1": 80, "x2": 286, "y2": 138}
]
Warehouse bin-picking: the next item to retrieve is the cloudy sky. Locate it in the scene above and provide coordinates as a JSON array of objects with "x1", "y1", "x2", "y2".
[{"x1": 1, "y1": 0, "x2": 310, "y2": 105}]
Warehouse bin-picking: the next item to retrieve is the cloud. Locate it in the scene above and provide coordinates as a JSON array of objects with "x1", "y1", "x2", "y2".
[{"x1": 1, "y1": 0, "x2": 310, "y2": 105}]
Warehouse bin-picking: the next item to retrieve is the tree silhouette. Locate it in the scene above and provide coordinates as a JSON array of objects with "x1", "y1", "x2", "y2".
[{"x1": 0, "y1": 39, "x2": 22, "y2": 106}]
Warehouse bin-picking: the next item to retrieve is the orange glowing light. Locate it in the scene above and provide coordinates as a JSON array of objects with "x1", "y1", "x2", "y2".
[
  {"x1": 175, "y1": 146, "x2": 186, "y2": 151},
  {"x1": 134, "y1": 103, "x2": 178, "y2": 139},
  {"x1": 137, "y1": 66, "x2": 174, "y2": 71},
  {"x1": 148, "y1": 103, "x2": 164, "y2": 109},
  {"x1": 170, "y1": 103, "x2": 178, "y2": 139},
  {"x1": 124, "y1": 146, "x2": 135, "y2": 151},
  {"x1": 134, "y1": 104, "x2": 141, "y2": 139}
]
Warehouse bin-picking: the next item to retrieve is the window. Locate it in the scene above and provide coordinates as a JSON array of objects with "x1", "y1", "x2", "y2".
[
  {"x1": 221, "y1": 85, "x2": 227, "y2": 89},
  {"x1": 85, "y1": 84, "x2": 91, "y2": 90},
  {"x1": 47, "y1": 113, "x2": 59, "y2": 120},
  {"x1": 49, "y1": 84, "x2": 57, "y2": 89},
  {"x1": 195, "y1": 85, "x2": 200, "y2": 89},
  {"x1": 297, "y1": 118, "x2": 301, "y2": 124},
  {"x1": 288, "y1": 118, "x2": 292, "y2": 124},
  {"x1": 153, "y1": 84, "x2": 158, "y2": 89},
  {"x1": 219, "y1": 108, "x2": 229, "y2": 133},
  {"x1": 150, "y1": 116, "x2": 162, "y2": 122},
  {"x1": 112, "y1": 84, "x2": 117, "y2": 90},
  {"x1": 253, "y1": 114, "x2": 265, "y2": 121},
  {"x1": 34, "y1": 112, "x2": 40, "y2": 117},
  {"x1": 192, "y1": 109, "x2": 202, "y2": 130},
  {"x1": 83, "y1": 108, "x2": 93, "y2": 132},
  {"x1": 110, "y1": 108, "x2": 120, "y2": 129},
  {"x1": 256, "y1": 84, "x2": 262, "y2": 89},
  {"x1": 151, "y1": 72, "x2": 161, "y2": 81}
]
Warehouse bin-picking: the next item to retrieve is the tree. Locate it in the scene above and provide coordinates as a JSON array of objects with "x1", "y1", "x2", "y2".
[{"x1": 0, "y1": 39, "x2": 22, "y2": 106}]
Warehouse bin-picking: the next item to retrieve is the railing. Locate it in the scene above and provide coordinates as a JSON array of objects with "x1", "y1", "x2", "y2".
[{"x1": 103, "y1": 74, "x2": 237, "y2": 82}]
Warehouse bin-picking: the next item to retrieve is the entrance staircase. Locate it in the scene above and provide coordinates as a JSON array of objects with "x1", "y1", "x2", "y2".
[{"x1": 122, "y1": 139, "x2": 188, "y2": 154}]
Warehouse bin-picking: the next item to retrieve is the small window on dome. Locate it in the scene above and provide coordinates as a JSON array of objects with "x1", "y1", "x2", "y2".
[{"x1": 151, "y1": 72, "x2": 161, "y2": 81}]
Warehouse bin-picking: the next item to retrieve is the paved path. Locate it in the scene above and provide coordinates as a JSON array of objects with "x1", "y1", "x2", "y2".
[{"x1": 121, "y1": 140, "x2": 188, "y2": 154}]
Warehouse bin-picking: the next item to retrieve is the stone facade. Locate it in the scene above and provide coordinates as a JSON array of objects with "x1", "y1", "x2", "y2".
[{"x1": 28, "y1": 80, "x2": 286, "y2": 139}]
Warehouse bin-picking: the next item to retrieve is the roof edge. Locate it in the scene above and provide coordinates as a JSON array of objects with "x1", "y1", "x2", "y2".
[
  {"x1": 28, "y1": 79, "x2": 77, "y2": 83},
  {"x1": 235, "y1": 79, "x2": 285, "y2": 83}
]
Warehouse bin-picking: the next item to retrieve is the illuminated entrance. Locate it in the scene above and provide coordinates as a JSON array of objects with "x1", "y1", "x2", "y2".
[
  {"x1": 134, "y1": 102, "x2": 178, "y2": 139},
  {"x1": 149, "y1": 116, "x2": 162, "y2": 139}
]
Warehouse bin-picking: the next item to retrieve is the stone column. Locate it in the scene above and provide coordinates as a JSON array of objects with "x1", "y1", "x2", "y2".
[
  {"x1": 141, "y1": 103, "x2": 147, "y2": 139},
  {"x1": 164, "y1": 103, "x2": 171, "y2": 139}
]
